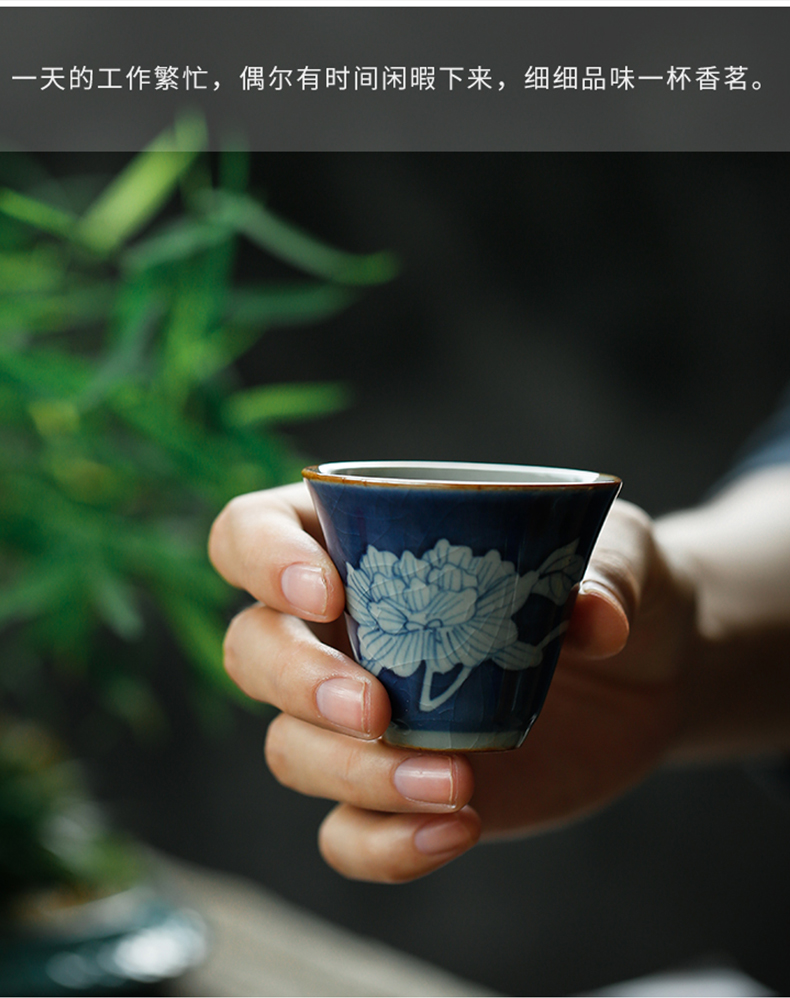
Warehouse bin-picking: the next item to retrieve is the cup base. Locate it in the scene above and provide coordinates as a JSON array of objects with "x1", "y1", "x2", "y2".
[{"x1": 383, "y1": 725, "x2": 526, "y2": 752}]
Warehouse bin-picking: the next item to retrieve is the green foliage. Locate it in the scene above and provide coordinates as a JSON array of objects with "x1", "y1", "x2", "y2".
[{"x1": 0, "y1": 122, "x2": 396, "y2": 743}]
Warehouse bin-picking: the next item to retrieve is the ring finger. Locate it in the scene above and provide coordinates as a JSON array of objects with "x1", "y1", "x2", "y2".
[
  {"x1": 265, "y1": 713, "x2": 475, "y2": 814},
  {"x1": 223, "y1": 602, "x2": 391, "y2": 739}
]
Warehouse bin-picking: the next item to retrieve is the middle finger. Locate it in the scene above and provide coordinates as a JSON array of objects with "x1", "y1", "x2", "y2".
[{"x1": 223, "y1": 602, "x2": 391, "y2": 738}]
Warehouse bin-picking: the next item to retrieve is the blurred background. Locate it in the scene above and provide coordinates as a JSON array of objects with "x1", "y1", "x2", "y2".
[{"x1": 2, "y1": 149, "x2": 790, "y2": 996}]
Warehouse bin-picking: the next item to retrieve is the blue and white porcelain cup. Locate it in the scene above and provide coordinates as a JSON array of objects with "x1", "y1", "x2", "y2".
[{"x1": 303, "y1": 461, "x2": 621, "y2": 752}]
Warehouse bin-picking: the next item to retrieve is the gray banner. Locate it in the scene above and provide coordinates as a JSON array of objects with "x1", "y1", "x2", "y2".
[{"x1": 0, "y1": 7, "x2": 787, "y2": 151}]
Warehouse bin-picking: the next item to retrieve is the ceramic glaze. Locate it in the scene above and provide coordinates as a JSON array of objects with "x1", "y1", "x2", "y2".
[{"x1": 304, "y1": 461, "x2": 621, "y2": 751}]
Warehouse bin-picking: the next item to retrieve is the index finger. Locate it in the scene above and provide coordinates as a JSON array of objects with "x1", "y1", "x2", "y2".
[{"x1": 208, "y1": 482, "x2": 345, "y2": 622}]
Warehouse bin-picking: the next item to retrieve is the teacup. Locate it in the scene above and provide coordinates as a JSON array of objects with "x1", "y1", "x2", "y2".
[{"x1": 303, "y1": 461, "x2": 621, "y2": 752}]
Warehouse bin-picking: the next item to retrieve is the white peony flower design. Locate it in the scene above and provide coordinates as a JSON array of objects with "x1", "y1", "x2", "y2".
[{"x1": 345, "y1": 538, "x2": 584, "y2": 712}]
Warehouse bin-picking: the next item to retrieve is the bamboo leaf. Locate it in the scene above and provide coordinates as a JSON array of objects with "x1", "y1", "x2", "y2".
[
  {"x1": 155, "y1": 252, "x2": 232, "y2": 398},
  {"x1": 218, "y1": 145, "x2": 250, "y2": 195},
  {"x1": 75, "y1": 295, "x2": 160, "y2": 412},
  {"x1": 0, "y1": 188, "x2": 77, "y2": 241},
  {"x1": 110, "y1": 384, "x2": 229, "y2": 490},
  {"x1": 76, "y1": 117, "x2": 207, "y2": 256},
  {"x1": 206, "y1": 190, "x2": 399, "y2": 286},
  {"x1": 224, "y1": 381, "x2": 352, "y2": 427},
  {"x1": 121, "y1": 219, "x2": 231, "y2": 272},
  {"x1": 228, "y1": 283, "x2": 356, "y2": 326},
  {"x1": 0, "y1": 347, "x2": 92, "y2": 401},
  {"x1": 0, "y1": 284, "x2": 115, "y2": 336}
]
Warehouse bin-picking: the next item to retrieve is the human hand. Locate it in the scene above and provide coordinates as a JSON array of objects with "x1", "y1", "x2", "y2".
[{"x1": 208, "y1": 483, "x2": 694, "y2": 882}]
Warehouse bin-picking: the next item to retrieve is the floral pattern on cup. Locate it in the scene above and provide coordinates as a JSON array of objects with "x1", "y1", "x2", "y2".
[{"x1": 345, "y1": 538, "x2": 585, "y2": 712}]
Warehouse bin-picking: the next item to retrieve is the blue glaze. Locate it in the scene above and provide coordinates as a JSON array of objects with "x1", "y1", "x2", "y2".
[{"x1": 304, "y1": 463, "x2": 620, "y2": 751}]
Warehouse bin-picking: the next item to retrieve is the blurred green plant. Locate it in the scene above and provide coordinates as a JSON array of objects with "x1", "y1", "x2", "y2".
[
  {"x1": 0, "y1": 116, "x2": 397, "y2": 743},
  {"x1": 0, "y1": 717, "x2": 143, "y2": 920}
]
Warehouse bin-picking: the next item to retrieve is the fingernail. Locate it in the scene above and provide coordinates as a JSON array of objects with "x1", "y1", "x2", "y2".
[
  {"x1": 414, "y1": 815, "x2": 473, "y2": 856},
  {"x1": 393, "y1": 756, "x2": 456, "y2": 806},
  {"x1": 281, "y1": 563, "x2": 328, "y2": 616},
  {"x1": 316, "y1": 677, "x2": 368, "y2": 735}
]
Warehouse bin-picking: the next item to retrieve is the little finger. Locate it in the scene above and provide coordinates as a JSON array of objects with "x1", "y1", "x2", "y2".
[{"x1": 318, "y1": 804, "x2": 482, "y2": 883}]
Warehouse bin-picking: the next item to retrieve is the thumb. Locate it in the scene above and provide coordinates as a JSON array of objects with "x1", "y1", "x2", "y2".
[{"x1": 564, "y1": 501, "x2": 654, "y2": 659}]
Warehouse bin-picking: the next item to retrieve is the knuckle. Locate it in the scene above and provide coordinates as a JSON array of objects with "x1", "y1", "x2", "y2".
[
  {"x1": 590, "y1": 548, "x2": 642, "y2": 615},
  {"x1": 316, "y1": 818, "x2": 344, "y2": 872},
  {"x1": 207, "y1": 501, "x2": 232, "y2": 570},
  {"x1": 213, "y1": 491, "x2": 274, "y2": 580},
  {"x1": 372, "y1": 850, "x2": 420, "y2": 883},
  {"x1": 317, "y1": 815, "x2": 404, "y2": 883},
  {"x1": 337, "y1": 741, "x2": 363, "y2": 795},
  {"x1": 208, "y1": 493, "x2": 261, "y2": 584},
  {"x1": 318, "y1": 809, "x2": 429, "y2": 884},
  {"x1": 223, "y1": 490, "x2": 256, "y2": 521},
  {"x1": 224, "y1": 603, "x2": 317, "y2": 707},
  {"x1": 266, "y1": 618, "x2": 318, "y2": 707},
  {"x1": 211, "y1": 492, "x2": 248, "y2": 543},
  {"x1": 361, "y1": 829, "x2": 422, "y2": 884},
  {"x1": 222, "y1": 607, "x2": 250, "y2": 688},
  {"x1": 263, "y1": 716, "x2": 294, "y2": 787},
  {"x1": 613, "y1": 498, "x2": 652, "y2": 532},
  {"x1": 336, "y1": 738, "x2": 411, "y2": 810},
  {"x1": 592, "y1": 545, "x2": 638, "y2": 587}
]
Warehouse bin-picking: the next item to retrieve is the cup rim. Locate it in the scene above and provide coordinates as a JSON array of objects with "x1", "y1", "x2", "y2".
[{"x1": 302, "y1": 460, "x2": 621, "y2": 489}]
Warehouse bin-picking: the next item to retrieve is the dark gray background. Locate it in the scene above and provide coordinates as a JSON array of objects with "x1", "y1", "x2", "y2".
[{"x1": 0, "y1": 7, "x2": 788, "y2": 151}]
